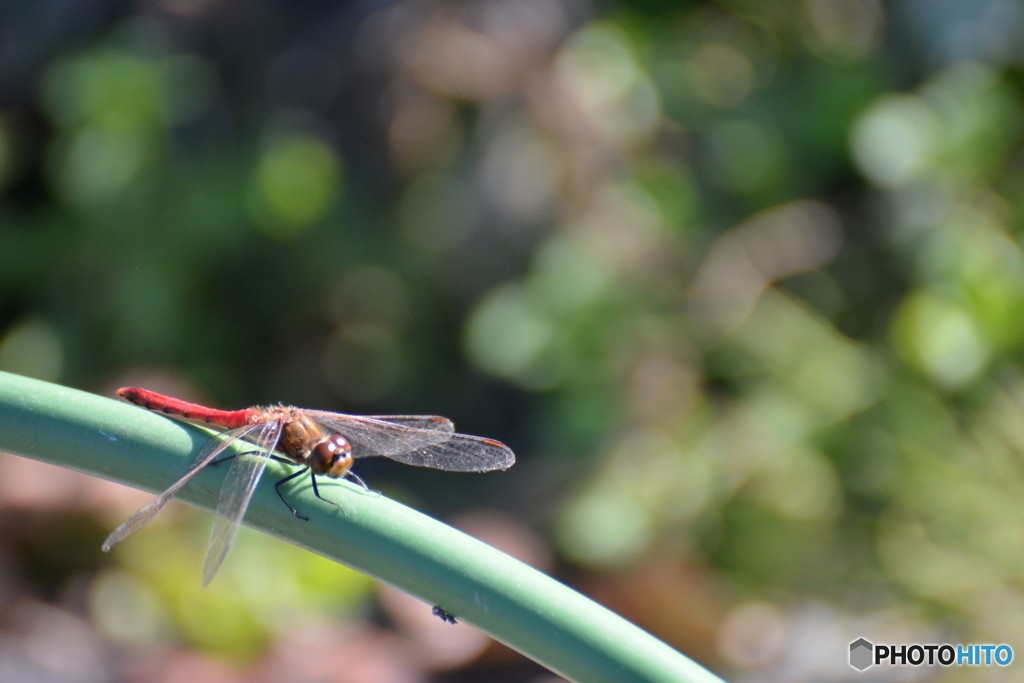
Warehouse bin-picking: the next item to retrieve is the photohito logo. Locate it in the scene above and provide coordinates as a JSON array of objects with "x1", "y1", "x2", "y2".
[{"x1": 849, "y1": 638, "x2": 1012, "y2": 671}]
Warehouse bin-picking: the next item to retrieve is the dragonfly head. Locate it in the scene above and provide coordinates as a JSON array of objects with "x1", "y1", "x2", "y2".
[{"x1": 316, "y1": 434, "x2": 353, "y2": 478}]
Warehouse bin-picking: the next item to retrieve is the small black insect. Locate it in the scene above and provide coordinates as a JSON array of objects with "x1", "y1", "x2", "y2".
[{"x1": 432, "y1": 606, "x2": 458, "y2": 624}]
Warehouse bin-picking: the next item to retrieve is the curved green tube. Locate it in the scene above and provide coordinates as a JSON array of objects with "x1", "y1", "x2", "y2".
[{"x1": 0, "y1": 371, "x2": 726, "y2": 683}]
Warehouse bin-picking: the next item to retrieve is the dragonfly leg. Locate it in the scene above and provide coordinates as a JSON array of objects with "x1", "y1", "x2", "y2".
[
  {"x1": 344, "y1": 470, "x2": 380, "y2": 496},
  {"x1": 310, "y1": 473, "x2": 347, "y2": 516},
  {"x1": 209, "y1": 452, "x2": 242, "y2": 467},
  {"x1": 274, "y1": 469, "x2": 310, "y2": 521}
]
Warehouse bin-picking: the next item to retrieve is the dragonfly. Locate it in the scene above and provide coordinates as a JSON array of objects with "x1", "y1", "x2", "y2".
[{"x1": 102, "y1": 387, "x2": 515, "y2": 586}]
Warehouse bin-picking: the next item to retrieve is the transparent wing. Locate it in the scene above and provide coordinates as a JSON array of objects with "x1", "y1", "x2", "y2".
[
  {"x1": 383, "y1": 432, "x2": 515, "y2": 471},
  {"x1": 303, "y1": 410, "x2": 514, "y2": 472},
  {"x1": 202, "y1": 418, "x2": 283, "y2": 587},
  {"x1": 361, "y1": 415, "x2": 455, "y2": 432},
  {"x1": 101, "y1": 423, "x2": 267, "y2": 552},
  {"x1": 301, "y1": 411, "x2": 456, "y2": 459}
]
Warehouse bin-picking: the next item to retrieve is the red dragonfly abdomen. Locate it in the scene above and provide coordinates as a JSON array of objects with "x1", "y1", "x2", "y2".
[{"x1": 117, "y1": 387, "x2": 255, "y2": 430}]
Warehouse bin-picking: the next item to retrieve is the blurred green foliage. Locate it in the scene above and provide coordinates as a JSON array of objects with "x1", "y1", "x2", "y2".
[
  {"x1": 98, "y1": 520, "x2": 372, "y2": 658},
  {"x1": 2, "y1": 0, "x2": 1024, "y2": 679}
]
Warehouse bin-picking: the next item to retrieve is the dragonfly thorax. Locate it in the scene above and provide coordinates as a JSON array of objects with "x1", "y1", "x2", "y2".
[{"x1": 276, "y1": 412, "x2": 354, "y2": 477}]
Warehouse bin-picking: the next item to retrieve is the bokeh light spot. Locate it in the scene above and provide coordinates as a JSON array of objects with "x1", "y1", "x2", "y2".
[
  {"x1": 54, "y1": 124, "x2": 148, "y2": 202},
  {"x1": 465, "y1": 284, "x2": 552, "y2": 382},
  {"x1": 41, "y1": 49, "x2": 165, "y2": 130},
  {"x1": 557, "y1": 24, "x2": 640, "y2": 112},
  {"x1": 851, "y1": 95, "x2": 937, "y2": 187},
  {"x1": 480, "y1": 120, "x2": 562, "y2": 223},
  {"x1": 893, "y1": 291, "x2": 989, "y2": 389},
  {"x1": 250, "y1": 134, "x2": 343, "y2": 237},
  {"x1": 89, "y1": 570, "x2": 169, "y2": 643},
  {"x1": 528, "y1": 234, "x2": 611, "y2": 315},
  {"x1": 717, "y1": 601, "x2": 786, "y2": 668},
  {"x1": 688, "y1": 42, "x2": 754, "y2": 109},
  {"x1": 803, "y1": 0, "x2": 885, "y2": 62},
  {"x1": 556, "y1": 487, "x2": 653, "y2": 568},
  {"x1": 556, "y1": 23, "x2": 661, "y2": 144}
]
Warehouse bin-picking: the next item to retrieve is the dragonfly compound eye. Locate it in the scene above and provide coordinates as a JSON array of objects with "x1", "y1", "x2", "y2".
[{"x1": 321, "y1": 435, "x2": 354, "y2": 478}]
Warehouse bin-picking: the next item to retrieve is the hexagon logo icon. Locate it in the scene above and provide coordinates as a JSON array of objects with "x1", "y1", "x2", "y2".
[{"x1": 850, "y1": 638, "x2": 873, "y2": 671}]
